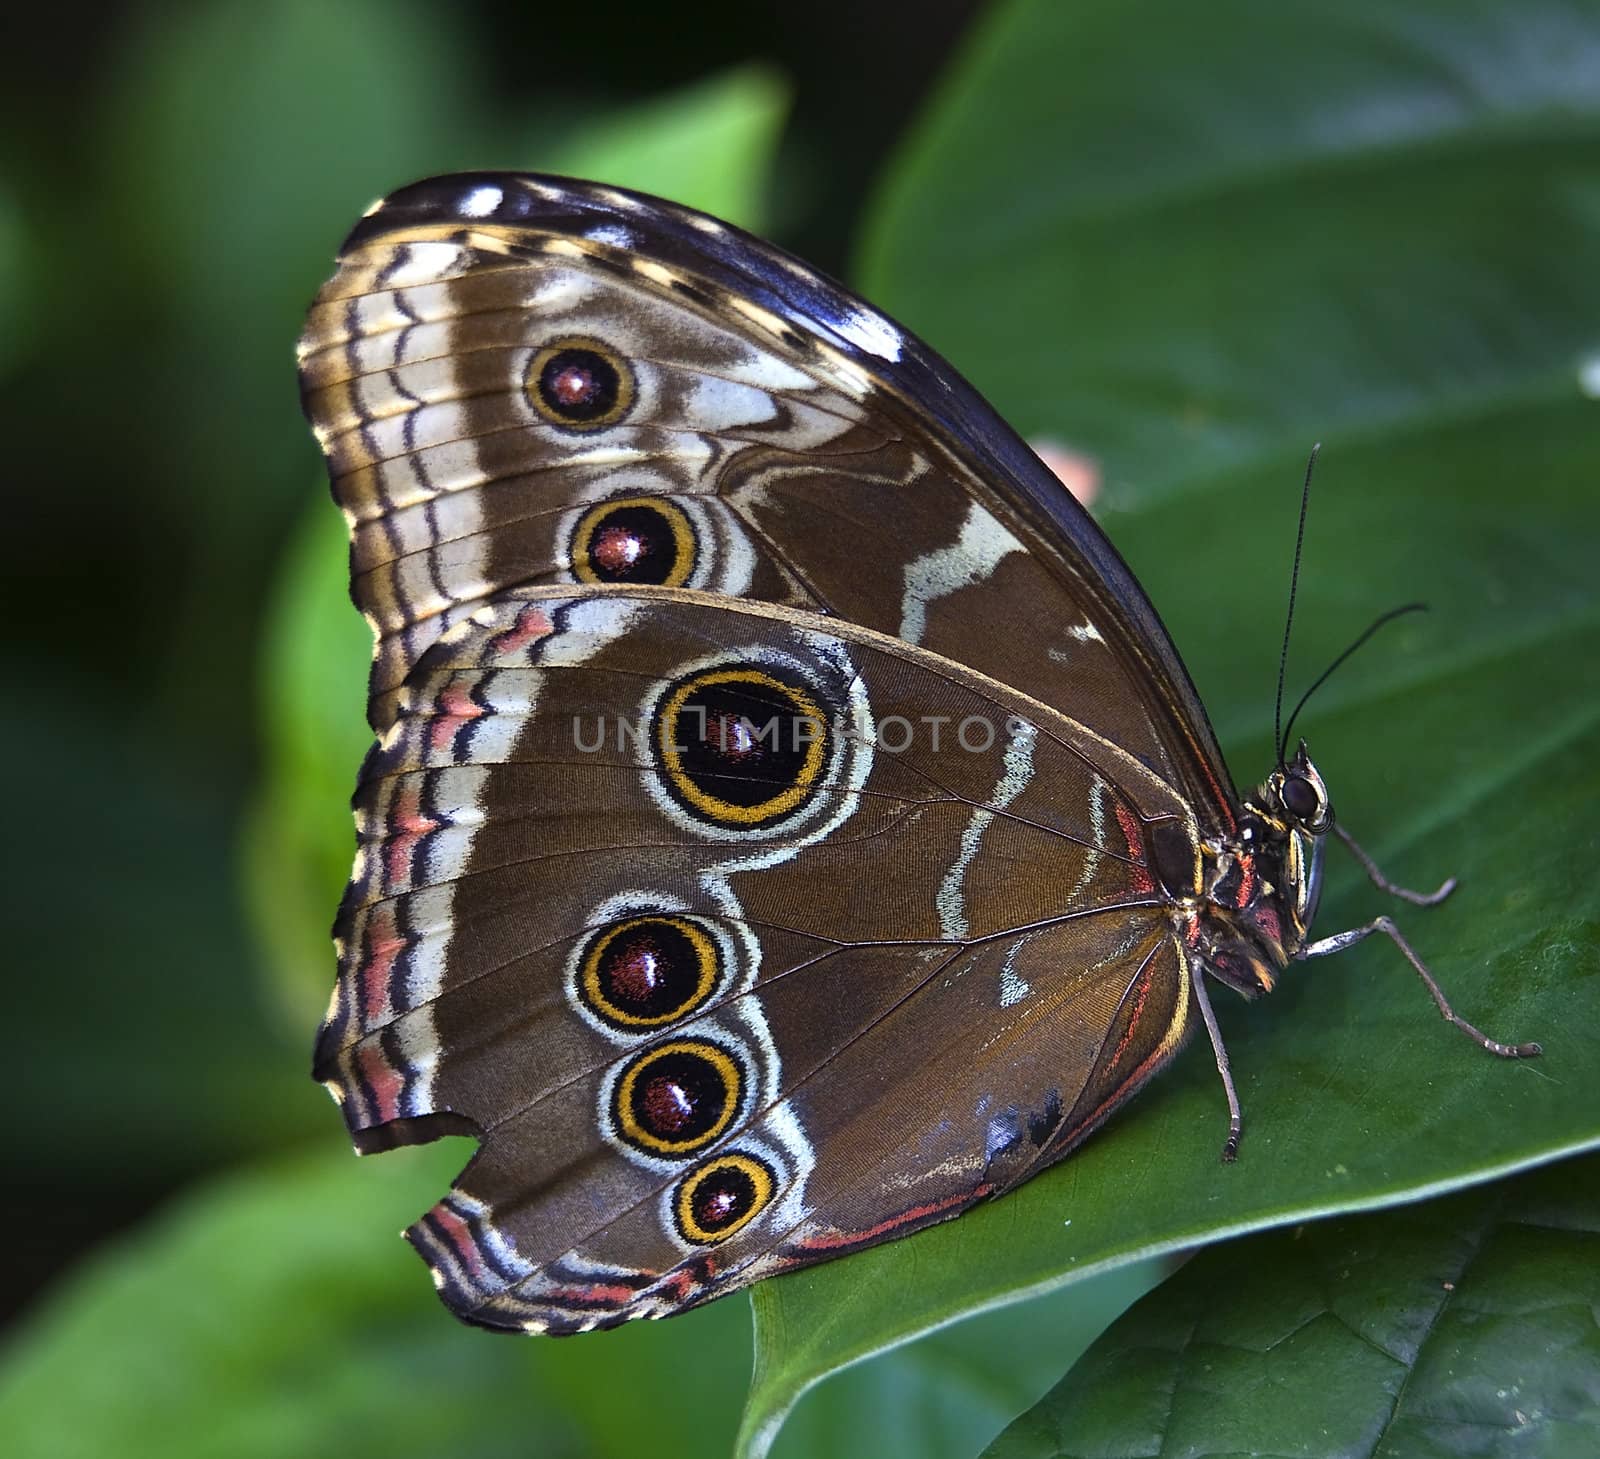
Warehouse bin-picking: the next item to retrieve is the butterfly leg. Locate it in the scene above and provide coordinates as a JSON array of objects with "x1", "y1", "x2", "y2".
[
  {"x1": 1189, "y1": 957, "x2": 1244, "y2": 1162},
  {"x1": 1299, "y1": 916, "x2": 1542, "y2": 1059},
  {"x1": 1334, "y1": 824, "x2": 1455, "y2": 906}
]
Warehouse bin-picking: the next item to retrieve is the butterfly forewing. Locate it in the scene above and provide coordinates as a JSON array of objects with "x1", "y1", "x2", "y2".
[{"x1": 298, "y1": 173, "x2": 1235, "y2": 825}]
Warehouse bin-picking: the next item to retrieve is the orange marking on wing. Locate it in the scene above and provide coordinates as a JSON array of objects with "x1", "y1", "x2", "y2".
[
  {"x1": 487, "y1": 603, "x2": 554, "y2": 658},
  {"x1": 385, "y1": 784, "x2": 441, "y2": 889},
  {"x1": 657, "y1": 1269, "x2": 697, "y2": 1301},
  {"x1": 432, "y1": 1205, "x2": 487, "y2": 1276},
  {"x1": 361, "y1": 903, "x2": 405, "y2": 1027},
  {"x1": 1055, "y1": 938, "x2": 1190, "y2": 1152},
  {"x1": 545, "y1": 1280, "x2": 642, "y2": 1306},
  {"x1": 1114, "y1": 802, "x2": 1156, "y2": 894},
  {"x1": 1102, "y1": 954, "x2": 1158, "y2": 1082},
  {"x1": 356, "y1": 1041, "x2": 404, "y2": 1123},
  {"x1": 1057, "y1": 1030, "x2": 1174, "y2": 1154},
  {"x1": 799, "y1": 1184, "x2": 993, "y2": 1252},
  {"x1": 431, "y1": 677, "x2": 485, "y2": 753}
]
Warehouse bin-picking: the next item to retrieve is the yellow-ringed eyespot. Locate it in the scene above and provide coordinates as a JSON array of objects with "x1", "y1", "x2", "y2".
[
  {"x1": 673, "y1": 1153, "x2": 776, "y2": 1244},
  {"x1": 526, "y1": 337, "x2": 634, "y2": 430},
  {"x1": 570, "y1": 495, "x2": 695, "y2": 587},
  {"x1": 612, "y1": 1038, "x2": 742, "y2": 1156},
  {"x1": 578, "y1": 916, "x2": 720, "y2": 1031},
  {"x1": 653, "y1": 665, "x2": 829, "y2": 828}
]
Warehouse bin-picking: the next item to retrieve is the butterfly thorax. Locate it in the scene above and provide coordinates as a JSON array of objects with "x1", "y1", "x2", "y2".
[{"x1": 1190, "y1": 742, "x2": 1331, "y2": 1001}]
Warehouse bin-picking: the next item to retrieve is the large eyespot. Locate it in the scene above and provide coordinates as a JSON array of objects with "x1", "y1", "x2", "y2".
[
  {"x1": 526, "y1": 337, "x2": 634, "y2": 430},
  {"x1": 577, "y1": 915, "x2": 720, "y2": 1031},
  {"x1": 673, "y1": 1153, "x2": 776, "y2": 1245},
  {"x1": 612, "y1": 1038, "x2": 742, "y2": 1156},
  {"x1": 653, "y1": 665, "x2": 829, "y2": 829},
  {"x1": 570, "y1": 496, "x2": 695, "y2": 586}
]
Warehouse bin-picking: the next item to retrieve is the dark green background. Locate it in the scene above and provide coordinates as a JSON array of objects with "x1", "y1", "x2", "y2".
[{"x1": 5, "y1": 3, "x2": 1597, "y2": 1456}]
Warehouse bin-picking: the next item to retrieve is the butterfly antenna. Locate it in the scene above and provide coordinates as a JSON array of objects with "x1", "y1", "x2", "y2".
[
  {"x1": 1279, "y1": 601, "x2": 1429, "y2": 758},
  {"x1": 1274, "y1": 445, "x2": 1321, "y2": 768}
]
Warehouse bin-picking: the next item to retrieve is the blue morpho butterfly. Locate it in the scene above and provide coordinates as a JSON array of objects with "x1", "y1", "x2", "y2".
[{"x1": 297, "y1": 174, "x2": 1539, "y2": 1333}]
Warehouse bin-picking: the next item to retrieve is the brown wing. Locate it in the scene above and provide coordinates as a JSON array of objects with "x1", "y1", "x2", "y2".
[
  {"x1": 314, "y1": 587, "x2": 1196, "y2": 1330},
  {"x1": 297, "y1": 173, "x2": 1237, "y2": 830}
]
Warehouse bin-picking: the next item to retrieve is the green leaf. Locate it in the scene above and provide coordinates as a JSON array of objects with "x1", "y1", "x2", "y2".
[
  {"x1": 861, "y1": 0, "x2": 1600, "y2": 500},
  {"x1": 985, "y1": 1152, "x2": 1600, "y2": 1457},
  {"x1": 741, "y1": 0, "x2": 1600, "y2": 1450},
  {"x1": 769, "y1": 1260, "x2": 1173, "y2": 1459}
]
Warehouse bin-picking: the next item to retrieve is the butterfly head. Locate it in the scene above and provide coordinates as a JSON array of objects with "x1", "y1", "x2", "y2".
[{"x1": 1265, "y1": 740, "x2": 1333, "y2": 837}]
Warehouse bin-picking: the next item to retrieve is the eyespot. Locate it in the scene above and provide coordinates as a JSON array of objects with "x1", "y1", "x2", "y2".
[
  {"x1": 526, "y1": 337, "x2": 634, "y2": 430},
  {"x1": 653, "y1": 665, "x2": 829, "y2": 829},
  {"x1": 673, "y1": 1152, "x2": 776, "y2": 1244},
  {"x1": 1281, "y1": 772, "x2": 1321, "y2": 824},
  {"x1": 612, "y1": 1038, "x2": 742, "y2": 1156},
  {"x1": 570, "y1": 496, "x2": 695, "y2": 587},
  {"x1": 577, "y1": 916, "x2": 720, "y2": 1031}
]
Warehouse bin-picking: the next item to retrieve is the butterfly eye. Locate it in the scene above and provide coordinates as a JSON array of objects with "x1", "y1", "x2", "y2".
[
  {"x1": 1280, "y1": 772, "x2": 1322, "y2": 825},
  {"x1": 571, "y1": 496, "x2": 696, "y2": 587},
  {"x1": 673, "y1": 1153, "x2": 776, "y2": 1245},
  {"x1": 577, "y1": 915, "x2": 721, "y2": 1031},
  {"x1": 527, "y1": 337, "x2": 635, "y2": 430},
  {"x1": 654, "y1": 666, "x2": 830, "y2": 829},
  {"x1": 612, "y1": 1038, "x2": 743, "y2": 1156}
]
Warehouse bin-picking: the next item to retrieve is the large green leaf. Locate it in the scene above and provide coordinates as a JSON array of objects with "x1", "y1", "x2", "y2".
[
  {"x1": 741, "y1": 1, "x2": 1600, "y2": 1450},
  {"x1": 769, "y1": 1260, "x2": 1173, "y2": 1459},
  {"x1": 986, "y1": 1152, "x2": 1600, "y2": 1457}
]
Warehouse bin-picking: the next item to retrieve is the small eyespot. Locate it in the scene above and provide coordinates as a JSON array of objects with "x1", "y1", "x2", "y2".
[
  {"x1": 577, "y1": 915, "x2": 720, "y2": 1031},
  {"x1": 652, "y1": 666, "x2": 830, "y2": 829},
  {"x1": 570, "y1": 496, "x2": 695, "y2": 587},
  {"x1": 612, "y1": 1038, "x2": 742, "y2": 1156},
  {"x1": 1281, "y1": 773, "x2": 1321, "y2": 824},
  {"x1": 526, "y1": 337, "x2": 634, "y2": 430},
  {"x1": 673, "y1": 1153, "x2": 776, "y2": 1244}
]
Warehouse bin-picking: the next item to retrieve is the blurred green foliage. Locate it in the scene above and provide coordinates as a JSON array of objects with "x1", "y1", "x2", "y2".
[{"x1": 5, "y1": 1, "x2": 1599, "y2": 1456}]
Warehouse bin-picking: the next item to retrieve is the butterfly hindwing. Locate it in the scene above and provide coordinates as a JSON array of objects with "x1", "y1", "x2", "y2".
[{"x1": 314, "y1": 586, "x2": 1196, "y2": 1329}]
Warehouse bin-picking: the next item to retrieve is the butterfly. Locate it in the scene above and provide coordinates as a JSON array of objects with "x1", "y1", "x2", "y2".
[{"x1": 298, "y1": 172, "x2": 1538, "y2": 1335}]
